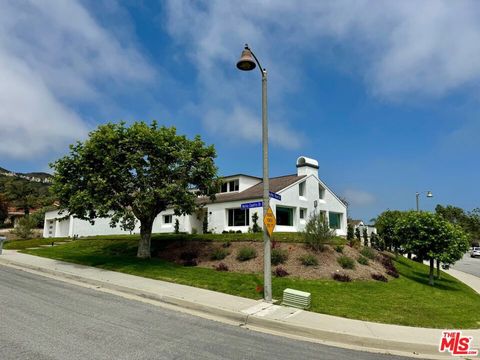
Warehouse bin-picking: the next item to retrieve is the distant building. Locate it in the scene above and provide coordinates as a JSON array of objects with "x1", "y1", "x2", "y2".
[
  {"x1": 348, "y1": 219, "x2": 377, "y2": 244},
  {"x1": 44, "y1": 156, "x2": 348, "y2": 238}
]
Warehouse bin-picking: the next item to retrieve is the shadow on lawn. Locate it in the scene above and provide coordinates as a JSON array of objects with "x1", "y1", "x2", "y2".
[{"x1": 399, "y1": 269, "x2": 461, "y2": 291}]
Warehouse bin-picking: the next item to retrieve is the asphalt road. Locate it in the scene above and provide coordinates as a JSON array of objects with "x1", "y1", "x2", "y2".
[
  {"x1": 0, "y1": 265, "x2": 414, "y2": 360},
  {"x1": 452, "y1": 252, "x2": 480, "y2": 277}
]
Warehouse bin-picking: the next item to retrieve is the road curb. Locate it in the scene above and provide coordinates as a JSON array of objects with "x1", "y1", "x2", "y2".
[{"x1": 0, "y1": 256, "x2": 452, "y2": 359}]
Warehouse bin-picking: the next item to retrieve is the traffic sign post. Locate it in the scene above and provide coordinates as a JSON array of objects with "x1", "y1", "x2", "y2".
[{"x1": 263, "y1": 207, "x2": 276, "y2": 237}]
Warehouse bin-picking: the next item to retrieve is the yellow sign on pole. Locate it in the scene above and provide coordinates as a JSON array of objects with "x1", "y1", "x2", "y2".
[{"x1": 263, "y1": 207, "x2": 276, "y2": 237}]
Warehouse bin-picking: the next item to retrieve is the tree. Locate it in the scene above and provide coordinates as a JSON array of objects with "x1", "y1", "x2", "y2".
[
  {"x1": 0, "y1": 194, "x2": 8, "y2": 224},
  {"x1": 12, "y1": 216, "x2": 37, "y2": 239},
  {"x1": 375, "y1": 210, "x2": 404, "y2": 252},
  {"x1": 355, "y1": 227, "x2": 361, "y2": 241},
  {"x1": 362, "y1": 227, "x2": 368, "y2": 246},
  {"x1": 4, "y1": 179, "x2": 38, "y2": 215},
  {"x1": 303, "y1": 212, "x2": 335, "y2": 252},
  {"x1": 51, "y1": 122, "x2": 219, "y2": 258},
  {"x1": 395, "y1": 211, "x2": 468, "y2": 286},
  {"x1": 347, "y1": 223, "x2": 354, "y2": 243},
  {"x1": 251, "y1": 212, "x2": 262, "y2": 233}
]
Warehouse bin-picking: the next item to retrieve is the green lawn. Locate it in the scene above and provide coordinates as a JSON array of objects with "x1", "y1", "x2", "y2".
[
  {"x1": 4, "y1": 238, "x2": 69, "y2": 250},
  {"x1": 22, "y1": 236, "x2": 480, "y2": 329}
]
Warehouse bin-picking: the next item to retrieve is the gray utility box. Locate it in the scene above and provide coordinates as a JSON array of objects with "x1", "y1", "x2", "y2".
[
  {"x1": 282, "y1": 288, "x2": 311, "y2": 309},
  {"x1": 0, "y1": 236, "x2": 6, "y2": 255}
]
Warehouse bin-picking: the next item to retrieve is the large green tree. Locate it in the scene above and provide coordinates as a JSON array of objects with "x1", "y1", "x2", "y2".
[
  {"x1": 51, "y1": 122, "x2": 219, "y2": 258},
  {"x1": 0, "y1": 194, "x2": 8, "y2": 224},
  {"x1": 4, "y1": 179, "x2": 38, "y2": 215},
  {"x1": 395, "y1": 211, "x2": 468, "y2": 285},
  {"x1": 375, "y1": 210, "x2": 404, "y2": 252}
]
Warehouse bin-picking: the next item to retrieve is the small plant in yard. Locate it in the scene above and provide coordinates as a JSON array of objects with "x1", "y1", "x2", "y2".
[
  {"x1": 174, "y1": 219, "x2": 180, "y2": 234},
  {"x1": 357, "y1": 256, "x2": 369, "y2": 265},
  {"x1": 273, "y1": 266, "x2": 289, "y2": 277},
  {"x1": 337, "y1": 255, "x2": 355, "y2": 269},
  {"x1": 183, "y1": 258, "x2": 198, "y2": 267},
  {"x1": 180, "y1": 250, "x2": 198, "y2": 266},
  {"x1": 222, "y1": 241, "x2": 231, "y2": 248},
  {"x1": 371, "y1": 273, "x2": 388, "y2": 282},
  {"x1": 271, "y1": 248, "x2": 288, "y2": 265},
  {"x1": 210, "y1": 247, "x2": 229, "y2": 261},
  {"x1": 363, "y1": 227, "x2": 369, "y2": 246},
  {"x1": 332, "y1": 272, "x2": 351, "y2": 282},
  {"x1": 299, "y1": 254, "x2": 318, "y2": 266},
  {"x1": 236, "y1": 246, "x2": 257, "y2": 261},
  {"x1": 303, "y1": 212, "x2": 335, "y2": 252},
  {"x1": 334, "y1": 245, "x2": 344, "y2": 253},
  {"x1": 252, "y1": 212, "x2": 262, "y2": 233},
  {"x1": 360, "y1": 247, "x2": 376, "y2": 260},
  {"x1": 11, "y1": 216, "x2": 37, "y2": 239},
  {"x1": 214, "y1": 262, "x2": 229, "y2": 271},
  {"x1": 380, "y1": 255, "x2": 399, "y2": 278}
]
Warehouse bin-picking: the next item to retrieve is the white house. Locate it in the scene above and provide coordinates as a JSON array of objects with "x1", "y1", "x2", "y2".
[{"x1": 43, "y1": 156, "x2": 347, "y2": 238}]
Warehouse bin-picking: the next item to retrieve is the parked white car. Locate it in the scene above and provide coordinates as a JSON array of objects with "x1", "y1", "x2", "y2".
[{"x1": 471, "y1": 247, "x2": 480, "y2": 258}]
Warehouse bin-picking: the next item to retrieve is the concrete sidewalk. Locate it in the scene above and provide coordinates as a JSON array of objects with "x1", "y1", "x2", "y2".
[
  {"x1": 0, "y1": 250, "x2": 478, "y2": 359},
  {"x1": 445, "y1": 267, "x2": 480, "y2": 294}
]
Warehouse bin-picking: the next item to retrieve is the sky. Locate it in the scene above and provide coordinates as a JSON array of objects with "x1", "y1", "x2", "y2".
[{"x1": 0, "y1": 0, "x2": 479, "y2": 221}]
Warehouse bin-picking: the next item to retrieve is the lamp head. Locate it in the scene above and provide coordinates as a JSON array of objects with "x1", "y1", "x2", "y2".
[
  {"x1": 426, "y1": 191, "x2": 433, "y2": 198},
  {"x1": 236, "y1": 45, "x2": 256, "y2": 71}
]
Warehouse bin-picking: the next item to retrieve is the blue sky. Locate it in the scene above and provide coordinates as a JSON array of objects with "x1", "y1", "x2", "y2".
[{"x1": 0, "y1": 1, "x2": 479, "y2": 221}]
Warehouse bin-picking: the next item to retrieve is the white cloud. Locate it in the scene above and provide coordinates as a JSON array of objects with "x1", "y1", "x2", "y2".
[
  {"x1": 165, "y1": 0, "x2": 480, "y2": 102},
  {"x1": 342, "y1": 189, "x2": 376, "y2": 207},
  {"x1": 0, "y1": 0, "x2": 155, "y2": 160}
]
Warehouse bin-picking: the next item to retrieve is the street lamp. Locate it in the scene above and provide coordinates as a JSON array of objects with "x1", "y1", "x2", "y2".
[
  {"x1": 236, "y1": 44, "x2": 272, "y2": 302},
  {"x1": 416, "y1": 190, "x2": 433, "y2": 211}
]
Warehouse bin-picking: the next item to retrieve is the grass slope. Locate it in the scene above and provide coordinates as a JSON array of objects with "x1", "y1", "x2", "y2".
[{"x1": 22, "y1": 236, "x2": 480, "y2": 328}]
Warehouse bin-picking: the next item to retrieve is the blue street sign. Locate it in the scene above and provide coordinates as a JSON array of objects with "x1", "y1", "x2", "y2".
[
  {"x1": 269, "y1": 191, "x2": 281, "y2": 201},
  {"x1": 241, "y1": 201, "x2": 263, "y2": 209}
]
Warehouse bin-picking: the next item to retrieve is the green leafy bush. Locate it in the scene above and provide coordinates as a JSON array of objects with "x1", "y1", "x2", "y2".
[
  {"x1": 210, "y1": 247, "x2": 229, "y2": 261},
  {"x1": 236, "y1": 246, "x2": 257, "y2": 261},
  {"x1": 11, "y1": 216, "x2": 37, "y2": 239},
  {"x1": 337, "y1": 255, "x2": 355, "y2": 269},
  {"x1": 371, "y1": 273, "x2": 388, "y2": 282},
  {"x1": 299, "y1": 254, "x2": 318, "y2": 266},
  {"x1": 335, "y1": 245, "x2": 344, "y2": 253},
  {"x1": 360, "y1": 247, "x2": 376, "y2": 260},
  {"x1": 271, "y1": 248, "x2": 288, "y2": 265},
  {"x1": 357, "y1": 256, "x2": 369, "y2": 265},
  {"x1": 303, "y1": 213, "x2": 335, "y2": 252}
]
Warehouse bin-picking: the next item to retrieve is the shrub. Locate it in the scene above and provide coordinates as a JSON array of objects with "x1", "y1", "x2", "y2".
[
  {"x1": 222, "y1": 241, "x2": 231, "y2": 248},
  {"x1": 350, "y1": 239, "x2": 361, "y2": 249},
  {"x1": 222, "y1": 230, "x2": 228, "y2": 234},
  {"x1": 303, "y1": 213, "x2": 335, "y2": 252},
  {"x1": 299, "y1": 254, "x2": 318, "y2": 266},
  {"x1": 337, "y1": 255, "x2": 355, "y2": 269},
  {"x1": 180, "y1": 250, "x2": 198, "y2": 261},
  {"x1": 174, "y1": 219, "x2": 180, "y2": 234},
  {"x1": 332, "y1": 272, "x2": 351, "y2": 282},
  {"x1": 362, "y1": 227, "x2": 369, "y2": 246},
  {"x1": 236, "y1": 246, "x2": 257, "y2": 261},
  {"x1": 236, "y1": 230, "x2": 242, "y2": 234},
  {"x1": 371, "y1": 273, "x2": 388, "y2": 282},
  {"x1": 357, "y1": 256, "x2": 369, "y2": 265},
  {"x1": 182, "y1": 258, "x2": 198, "y2": 267},
  {"x1": 11, "y1": 216, "x2": 37, "y2": 239},
  {"x1": 210, "y1": 247, "x2": 229, "y2": 261},
  {"x1": 360, "y1": 247, "x2": 376, "y2": 260},
  {"x1": 273, "y1": 266, "x2": 289, "y2": 277},
  {"x1": 215, "y1": 262, "x2": 229, "y2": 271},
  {"x1": 252, "y1": 213, "x2": 262, "y2": 233},
  {"x1": 347, "y1": 224, "x2": 354, "y2": 242},
  {"x1": 271, "y1": 248, "x2": 288, "y2": 265},
  {"x1": 335, "y1": 245, "x2": 344, "y2": 253},
  {"x1": 380, "y1": 255, "x2": 399, "y2": 278}
]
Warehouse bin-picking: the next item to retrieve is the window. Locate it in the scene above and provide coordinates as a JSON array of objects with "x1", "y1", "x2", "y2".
[
  {"x1": 329, "y1": 212, "x2": 342, "y2": 229},
  {"x1": 276, "y1": 206, "x2": 294, "y2": 226},
  {"x1": 299, "y1": 181, "x2": 306, "y2": 197},
  {"x1": 163, "y1": 215, "x2": 173, "y2": 224},
  {"x1": 229, "y1": 179, "x2": 239, "y2": 191},
  {"x1": 228, "y1": 208, "x2": 249, "y2": 226},
  {"x1": 318, "y1": 184, "x2": 325, "y2": 199},
  {"x1": 299, "y1": 208, "x2": 307, "y2": 219},
  {"x1": 220, "y1": 182, "x2": 228, "y2": 193}
]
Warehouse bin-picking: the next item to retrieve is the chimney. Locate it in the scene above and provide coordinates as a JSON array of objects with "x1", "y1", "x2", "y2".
[{"x1": 296, "y1": 156, "x2": 319, "y2": 178}]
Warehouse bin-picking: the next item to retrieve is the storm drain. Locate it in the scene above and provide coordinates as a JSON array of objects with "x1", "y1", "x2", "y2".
[{"x1": 282, "y1": 288, "x2": 311, "y2": 309}]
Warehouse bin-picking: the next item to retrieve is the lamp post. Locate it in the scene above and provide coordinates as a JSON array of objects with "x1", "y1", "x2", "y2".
[
  {"x1": 416, "y1": 190, "x2": 433, "y2": 211},
  {"x1": 236, "y1": 44, "x2": 272, "y2": 302}
]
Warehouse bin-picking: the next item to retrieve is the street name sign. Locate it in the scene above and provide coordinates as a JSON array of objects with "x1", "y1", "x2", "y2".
[
  {"x1": 263, "y1": 207, "x2": 276, "y2": 237},
  {"x1": 241, "y1": 201, "x2": 263, "y2": 209},
  {"x1": 269, "y1": 191, "x2": 281, "y2": 201}
]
